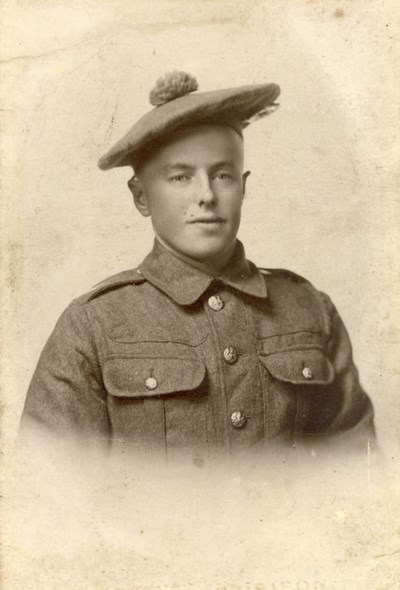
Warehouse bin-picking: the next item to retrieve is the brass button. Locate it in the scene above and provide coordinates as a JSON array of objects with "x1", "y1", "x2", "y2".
[
  {"x1": 223, "y1": 347, "x2": 238, "y2": 365},
  {"x1": 230, "y1": 411, "x2": 247, "y2": 429},
  {"x1": 208, "y1": 295, "x2": 224, "y2": 311},
  {"x1": 145, "y1": 376, "x2": 158, "y2": 390},
  {"x1": 302, "y1": 367, "x2": 313, "y2": 380}
]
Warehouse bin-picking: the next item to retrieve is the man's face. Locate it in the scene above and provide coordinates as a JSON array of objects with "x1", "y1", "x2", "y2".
[{"x1": 131, "y1": 124, "x2": 247, "y2": 270}]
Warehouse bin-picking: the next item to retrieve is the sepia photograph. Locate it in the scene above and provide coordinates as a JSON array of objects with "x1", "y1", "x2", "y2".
[{"x1": 1, "y1": 1, "x2": 399, "y2": 588}]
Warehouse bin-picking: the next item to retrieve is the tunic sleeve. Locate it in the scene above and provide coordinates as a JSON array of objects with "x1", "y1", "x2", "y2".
[
  {"x1": 19, "y1": 301, "x2": 110, "y2": 443},
  {"x1": 296, "y1": 292, "x2": 376, "y2": 452}
]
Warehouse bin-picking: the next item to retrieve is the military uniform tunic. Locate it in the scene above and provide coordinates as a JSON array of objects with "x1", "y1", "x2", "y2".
[{"x1": 21, "y1": 240, "x2": 374, "y2": 457}]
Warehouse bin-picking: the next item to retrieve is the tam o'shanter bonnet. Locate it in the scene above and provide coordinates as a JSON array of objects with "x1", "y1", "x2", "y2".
[{"x1": 98, "y1": 71, "x2": 280, "y2": 171}]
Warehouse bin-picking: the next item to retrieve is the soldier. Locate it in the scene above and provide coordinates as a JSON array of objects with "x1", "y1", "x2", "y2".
[{"x1": 20, "y1": 71, "x2": 375, "y2": 460}]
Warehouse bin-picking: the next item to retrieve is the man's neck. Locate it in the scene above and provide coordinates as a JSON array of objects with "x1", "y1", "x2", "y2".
[{"x1": 155, "y1": 237, "x2": 237, "y2": 277}]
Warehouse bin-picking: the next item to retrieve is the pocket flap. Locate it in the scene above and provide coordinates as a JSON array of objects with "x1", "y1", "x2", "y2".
[
  {"x1": 104, "y1": 357, "x2": 206, "y2": 398},
  {"x1": 259, "y1": 349, "x2": 334, "y2": 385}
]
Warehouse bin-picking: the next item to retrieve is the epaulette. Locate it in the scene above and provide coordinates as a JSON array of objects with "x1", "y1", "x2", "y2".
[
  {"x1": 258, "y1": 267, "x2": 310, "y2": 283},
  {"x1": 85, "y1": 268, "x2": 146, "y2": 302}
]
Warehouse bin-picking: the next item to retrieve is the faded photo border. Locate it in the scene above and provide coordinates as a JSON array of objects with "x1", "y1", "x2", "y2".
[{"x1": 1, "y1": 1, "x2": 400, "y2": 589}]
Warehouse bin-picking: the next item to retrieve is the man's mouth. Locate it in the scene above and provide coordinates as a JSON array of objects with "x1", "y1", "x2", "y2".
[{"x1": 188, "y1": 217, "x2": 224, "y2": 224}]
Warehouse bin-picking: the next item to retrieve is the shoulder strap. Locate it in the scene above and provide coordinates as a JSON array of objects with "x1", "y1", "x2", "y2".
[
  {"x1": 258, "y1": 267, "x2": 309, "y2": 283},
  {"x1": 85, "y1": 268, "x2": 146, "y2": 302}
]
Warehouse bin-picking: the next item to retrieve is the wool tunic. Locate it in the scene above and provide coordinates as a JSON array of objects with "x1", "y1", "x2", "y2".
[{"x1": 21, "y1": 240, "x2": 375, "y2": 459}]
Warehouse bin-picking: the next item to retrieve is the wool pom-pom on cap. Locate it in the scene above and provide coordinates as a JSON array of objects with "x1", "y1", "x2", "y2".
[{"x1": 149, "y1": 71, "x2": 199, "y2": 106}]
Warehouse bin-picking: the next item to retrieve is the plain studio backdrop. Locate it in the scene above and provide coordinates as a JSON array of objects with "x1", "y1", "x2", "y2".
[{"x1": 1, "y1": 1, "x2": 399, "y2": 589}]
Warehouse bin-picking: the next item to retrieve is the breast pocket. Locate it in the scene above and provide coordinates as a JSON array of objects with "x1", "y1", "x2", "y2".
[
  {"x1": 259, "y1": 348, "x2": 334, "y2": 386},
  {"x1": 257, "y1": 340, "x2": 335, "y2": 439},
  {"x1": 104, "y1": 352, "x2": 208, "y2": 452}
]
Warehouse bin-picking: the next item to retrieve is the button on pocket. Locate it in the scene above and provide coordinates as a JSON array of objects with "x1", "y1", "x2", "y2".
[
  {"x1": 145, "y1": 376, "x2": 158, "y2": 390},
  {"x1": 104, "y1": 356, "x2": 206, "y2": 398},
  {"x1": 302, "y1": 367, "x2": 313, "y2": 380},
  {"x1": 259, "y1": 349, "x2": 334, "y2": 386}
]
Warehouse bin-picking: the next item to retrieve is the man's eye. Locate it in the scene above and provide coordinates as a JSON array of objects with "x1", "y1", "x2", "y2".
[
  {"x1": 215, "y1": 172, "x2": 232, "y2": 180},
  {"x1": 170, "y1": 174, "x2": 190, "y2": 182}
]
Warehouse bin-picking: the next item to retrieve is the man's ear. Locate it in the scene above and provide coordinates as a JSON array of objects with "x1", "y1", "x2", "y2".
[
  {"x1": 127, "y1": 175, "x2": 151, "y2": 217},
  {"x1": 242, "y1": 170, "x2": 251, "y2": 195}
]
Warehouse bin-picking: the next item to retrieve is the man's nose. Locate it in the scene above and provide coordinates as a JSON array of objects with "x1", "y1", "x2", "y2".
[{"x1": 193, "y1": 175, "x2": 216, "y2": 205}]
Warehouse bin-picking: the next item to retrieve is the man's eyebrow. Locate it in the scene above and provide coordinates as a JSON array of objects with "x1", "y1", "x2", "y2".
[
  {"x1": 163, "y1": 160, "x2": 237, "y2": 173},
  {"x1": 163, "y1": 163, "x2": 194, "y2": 172},
  {"x1": 209, "y1": 160, "x2": 236, "y2": 171}
]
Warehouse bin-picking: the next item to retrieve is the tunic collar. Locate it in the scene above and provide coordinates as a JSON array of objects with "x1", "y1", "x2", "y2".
[{"x1": 138, "y1": 239, "x2": 268, "y2": 306}]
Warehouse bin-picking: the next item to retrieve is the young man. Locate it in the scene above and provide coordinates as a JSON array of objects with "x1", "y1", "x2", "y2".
[{"x1": 20, "y1": 72, "x2": 375, "y2": 459}]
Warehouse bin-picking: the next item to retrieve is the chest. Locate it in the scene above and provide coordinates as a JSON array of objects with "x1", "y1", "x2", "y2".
[{"x1": 90, "y1": 282, "x2": 334, "y2": 458}]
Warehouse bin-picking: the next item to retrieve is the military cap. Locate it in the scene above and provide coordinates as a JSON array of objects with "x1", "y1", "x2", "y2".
[{"x1": 98, "y1": 71, "x2": 280, "y2": 171}]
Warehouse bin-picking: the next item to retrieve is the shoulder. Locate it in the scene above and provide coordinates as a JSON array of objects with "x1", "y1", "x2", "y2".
[
  {"x1": 74, "y1": 268, "x2": 147, "y2": 305},
  {"x1": 259, "y1": 266, "x2": 334, "y2": 333},
  {"x1": 42, "y1": 268, "x2": 148, "y2": 345},
  {"x1": 259, "y1": 265, "x2": 332, "y2": 305}
]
